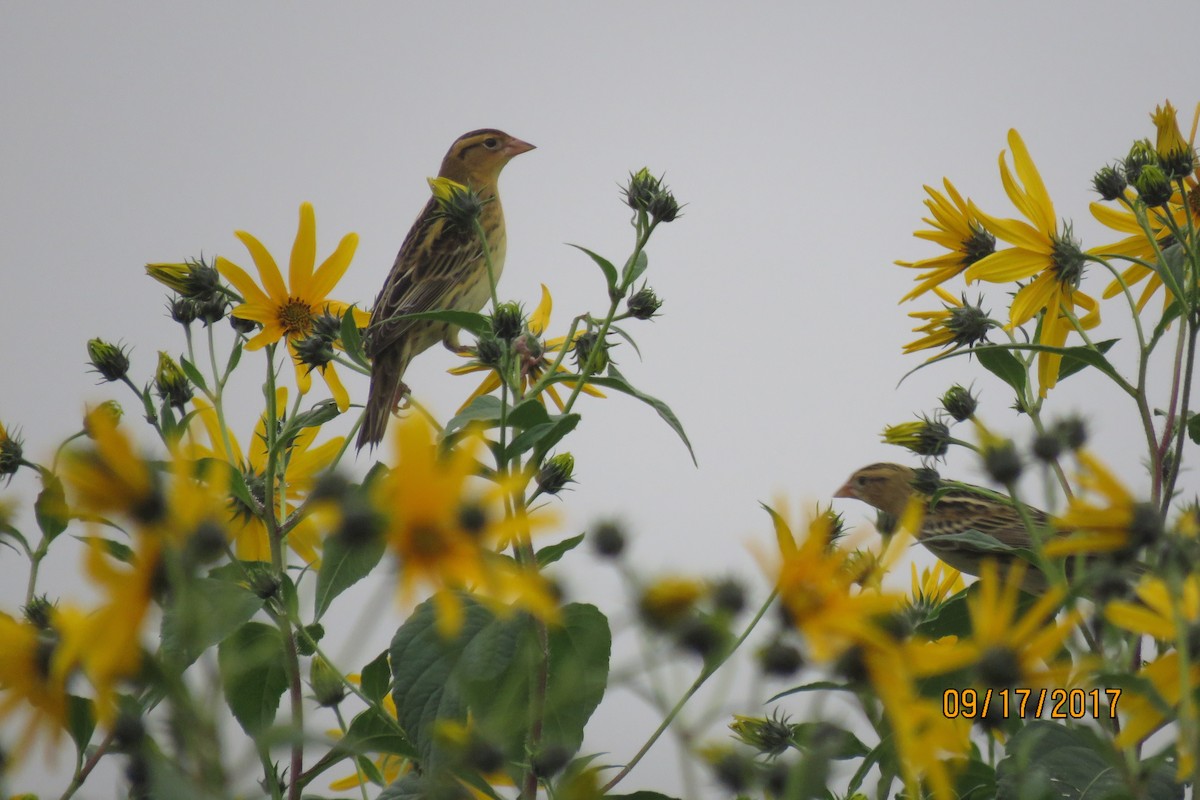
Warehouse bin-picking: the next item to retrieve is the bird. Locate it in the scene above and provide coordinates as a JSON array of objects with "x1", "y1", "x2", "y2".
[
  {"x1": 834, "y1": 462, "x2": 1060, "y2": 593},
  {"x1": 356, "y1": 129, "x2": 535, "y2": 451}
]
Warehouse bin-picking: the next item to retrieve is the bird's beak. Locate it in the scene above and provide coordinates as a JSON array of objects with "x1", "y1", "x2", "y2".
[
  {"x1": 504, "y1": 137, "x2": 536, "y2": 157},
  {"x1": 833, "y1": 482, "x2": 855, "y2": 499}
]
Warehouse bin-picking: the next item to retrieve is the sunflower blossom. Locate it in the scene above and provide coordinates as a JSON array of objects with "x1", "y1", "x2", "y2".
[
  {"x1": 1046, "y1": 451, "x2": 1155, "y2": 558},
  {"x1": 189, "y1": 389, "x2": 338, "y2": 566},
  {"x1": 450, "y1": 285, "x2": 605, "y2": 412},
  {"x1": 0, "y1": 612, "x2": 71, "y2": 761},
  {"x1": 896, "y1": 178, "x2": 996, "y2": 302},
  {"x1": 216, "y1": 202, "x2": 369, "y2": 412},
  {"x1": 1107, "y1": 575, "x2": 1200, "y2": 780},
  {"x1": 964, "y1": 129, "x2": 1101, "y2": 396},
  {"x1": 372, "y1": 414, "x2": 559, "y2": 636}
]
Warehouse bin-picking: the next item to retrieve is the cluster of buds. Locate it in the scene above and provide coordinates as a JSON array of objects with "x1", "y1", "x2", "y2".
[
  {"x1": 293, "y1": 310, "x2": 344, "y2": 373},
  {"x1": 623, "y1": 168, "x2": 682, "y2": 224},
  {"x1": 146, "y1": 258, "x2": 229, "y2": 326},
  {"x1": 1092, "y1": 101, "x2": 1196, "y2": 204}
]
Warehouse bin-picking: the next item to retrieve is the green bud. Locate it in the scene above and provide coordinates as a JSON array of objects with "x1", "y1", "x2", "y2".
[
  {"x1": 22, "y1": 595, "x2": 54, "y2": 630},
  {"x1": 490, "y1": 301, "x2": 525, "y2": 340},
  {"x1": 623, "y1": 167, "x2": 659, "y2": 212},
  {"x1": 1031, "y1": 431, "x2": 1062, "y2": 462},
  {"x1": 146, "y1": 258, "x2": 221, "y2": 301},
  {"x1": 294, "y1": 334, "x2": 335, "y2": 370},
  {"x1": 297, "y1": 623, "x2": 326, "y2": 657},
  {"x1": 573, "y1": 331, "x2": 610, "y2": 373},
  {"x1": 759, "y1": 639, "x2": 803, "y2": 676},
  {"x1": 1053, "y1": 416, "x2": 1087, "y2": 450},
  {"x1": 154, "y1": 351, "x2": 193, "y2": 409},
  {"x1": 712, "y1": 578, "x2": 746, "y2": 615},
  {"x1": 193, "y1": 296, "x2": 229, "y2": 326},
  {"x1": 881, "y1": 417, "x2": 951, "y2": 458},
  {"x1": 1135, "y1": 163, "x2": 1173, "y2": 207},
  {"x1": 474, "y1": 335, "x2": 504, "y2": 367},
  {"x1": 1092, "y1": 164, "x2": 1128, "y2": 201},
  {"x1": 230, "y1": 315, "x2": 258, "y2": 335},
  {"x1": 1127, "y1": 502, "x2": 1164, "y2": 549},
  {"x1": 0, "y1": 424, "x2": 23, "y2": 478},
  {"x1": 940, "y1": 384, "x2": 978, "y2": 422},
  {"x1": 729, "y1": 712, "x2": 796, "y2": 757},
  {"x1": 168, "y1": 296, "x2": 198, "y2": 326},
  {"x1": 983, "y1": 440, "x2": 1022, "y2": 484},
  {"x1": 591, "y1": 520, "x2": 626, "y2": 557},
  {"x1": 648, "y1": 188, "x2": 681, "y2": 223},
  {"x1": 428, "y1": 177, "x2": 487, "y2": 231},
  {"x1": 626, "y1": 285, "x2": 663, "y2": 320},
  {"x1": 536, "y1": 453, "x2": 575, "y2": 495},
  {"x1": 87, "y1": 338, "x2": 131, "y2": 382},
  {"x1": 310, "y1": 656, "x2": 346, "y2": 707},
  {"x1": 946, "y1": 295, "x2": 995, "y2": 348},
  {"x1": 1124, "y1": 139, "x2": 1158, "y2": 185}
]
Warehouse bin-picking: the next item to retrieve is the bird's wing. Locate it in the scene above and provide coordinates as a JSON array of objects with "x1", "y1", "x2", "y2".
[
  {"x1": 365, "y1": 199, "x2": 483, "y2": 357},
  {"x1": 922, "y1": 486, "x2": 1051, "y2": 552}
]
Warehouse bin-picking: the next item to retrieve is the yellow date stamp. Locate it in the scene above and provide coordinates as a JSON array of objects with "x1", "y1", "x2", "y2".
[{"x1": 942, "y1": 688, "x2": 1121, "y2": 719}]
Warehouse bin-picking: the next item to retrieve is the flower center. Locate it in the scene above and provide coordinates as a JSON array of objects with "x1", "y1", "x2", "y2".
[
  {"x1": 1050, "y1": 230, "x2": 1085, "y2": 289},
  {"x1": 962, "y1": 223, "x2": 996, "y2": 265},
  {"x1": 409, "y1": 522, "x2": 450, "y2": 558},
  {"x1": 277, "y1": 298, "x2": 314, "y2": 338}
]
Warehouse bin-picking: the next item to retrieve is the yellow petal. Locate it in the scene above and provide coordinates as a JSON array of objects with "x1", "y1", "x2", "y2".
[{"x1": 290, "y1": 202, "x2": 317, "y2": 297}]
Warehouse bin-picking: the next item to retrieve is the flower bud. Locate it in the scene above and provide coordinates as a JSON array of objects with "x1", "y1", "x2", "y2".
[
  {"x1": 676, "y1": 616, "x2": 723, "y2": 659},
  {"x1": 294, "y1": 334, "x2": 335, "y2": 370},
  {"x1": 0, "y1": 423, "x2": 23, "y2": 478},
  {"x1": 1135, "y1": 163, "x2": 1173, "y2": 207},
  {"x1": 759, "y1": 638, "x2": 803, "y2": 676},
  {"x1": 428, "y1": 177, "x2": 486, "y2": 231},
  {"x1": 1092, "y1": 165, "x2": 1128, "y2": 201},
  {"x1": 1031, "y1": 431, "x2": 1062, "y2": 462},
  {"x1": 87, "y1": 338, "x2": 131, "y2": 383},
  {"x1": 490, "y1": 301, "x2": 524, "y2": 341},
  {"x1": 626, "y1": 285, "x2": 663, "y2": 320},
  {"x1": 940, "y1": 384, "x2": 978, "y2": 422},
  {"x1": 590, "y1": 520, "x2": 626, "y2": 557},
  {"x1": 1152, "y1": 100, "x2": 1196, "y2": 179},
  {"x1": 310, "y1": 656, "x2": 346, "y2": 707},
  {"x1": 623, "y1": 167, "x2": 659, "y2": 212},
  {"x1": 976, "y1": 644, "x2": 1021, "y2": 688},
  {"x1": 22, "y1": 595, "x2": 54, "y2": 630},
  {"x1": 729, "y1": 713, "x2": 796, "y2": 757},
  {"x1": 530, "y1": 744, "x2": 572, "y2": 779},
  {"x1": 573, "y1": 331, "x2": 610, "y2": 374},
  {"x1": 193, "y1": 296, "x2": 229, "y2": 325},
  {"x1": 536, "y1": 453, "x2": 575, "y2": 495},
  {"x1": 144, "y1": 262, "x2": 191, "y2": 294},
  {"x1": 881, "y1": 417, "x2": 951, "y2": 458},
  {"x1": 147, "y1": 259, "x2": 222, "y2": 300},
  {"x1": 1127, "y1": 502, "x2": 1164, "y2": 549},
  {"x1": 168, "y1": 297, "x2": 198, "y2": 326},
  {"x1": 230, "y1": 315, "x2": 258, "y2": 335},
  {"x1": 712, "y1": 578, "x2": 746, "y2": 615},
  {"x1": 638, "y1": 577, "x2": 704, "y2": 630},
  {"x1": 1124, "y1": 139, "x2": 1157, "y2": 185},
  {"x1": 1052, "y1": 416, "x2": 1087, "y2": 451},
  {"x1": 296, "y1": 623, "x2": 325, "y2": 657},
  {"x1": 154, "y1": 351, "x2": 194, "y2": 409},
  {"x1": 983, "y1": 439, "x2": 1022, "y2": 484},
  {"x1": 648, "y1": 188, "x2": 681, "y2": 223}
]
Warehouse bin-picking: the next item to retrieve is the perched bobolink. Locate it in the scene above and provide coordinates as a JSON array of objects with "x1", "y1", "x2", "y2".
[
  {"x1": 835, "y1": 462, "x2": 1060, "y2": 592},
  {"x1": 356, "y1": 129, "x2": 535, "y2": 451}
]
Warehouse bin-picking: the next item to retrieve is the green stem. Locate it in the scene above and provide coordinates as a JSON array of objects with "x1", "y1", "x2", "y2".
[
  {"x1": 473, "y1": 217, "x2": 501, "y2": 311},
  {"x1": 601, "y1": 589, "x2": 777, "y2": 794}
]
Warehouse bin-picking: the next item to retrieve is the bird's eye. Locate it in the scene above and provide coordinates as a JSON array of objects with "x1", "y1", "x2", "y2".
[
  {"x1": 856, "y1": 476, "x2": 868, "y2": 487},
  {"x1": 483, "y1": 137, "x2": 499, "y2": 149}
]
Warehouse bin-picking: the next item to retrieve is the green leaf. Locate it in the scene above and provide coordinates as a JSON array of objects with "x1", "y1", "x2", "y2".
[
  {"x1": 226, "y1": 340, "x2": 243, "y2": 374},
  {"x1": 383, "y1": 309, "x2": 490, "y2": 337},
  {"x1": 789, "y1": 722, "x2": 870, "y2": 760},
  {"x1": 621, "y1": 249, "x2": 649, "y2": 289},
  {"x1": 277, "y1": 400, "x2": 340, "y2": 453},
  {"x1": 339, "y1": 305, "x2": 370, "y2": 368},
  {"x1": 179, "y1": 356, "x2": 210, "y2": 394},
  {"x1": 567, "y1": 244, "x2": 619, "y2": 295},
  {"x1": 996, "y1": 721, "x2": 1183, "y2": 799},
  {"x1": 767, "y1": 680, "x2": 854, "y2": 703},
  {"x1": 1147, "y1": 299, "x2": 1183, "y2": 354},
  {"x1": 66, "y1": 694, "x2": 95, "y2": 754},
  {"x1": 160, "y1": 577, "x2": 263, "y2": 668},
  {"x1": 217, "y1": 621, "x2": 290, "y2": 735},
  {"x1": 360, "y1": 649, "x2": 390, "y2": 705},
  {"x1": 915, "y1": 588, "x2": 972, "y2": 639},
  {"x1": 389, "y1": 595, "x2": 497, "y2": 767},
  {"x1": 34, "y1": 469, "x2": 69, "y2": 542},
  {"x1": 507, "y1": 398, "x2": 553, "y2": 430},
  {"x1": 505, "y1": 413, "x2": 580, "y2": 462},
  {"x1": 1188, "y1": 412, "x2": 1200, "y2": 446},
  {"x1": 536, "y1": 533, "x2": 585, "y2": 567},
  {"x1": 976, "y1": 347, "x2": 1028, "y2": 395},
  {"x1": 0, "y1": 522, "x2": 29, "y2": 555},
  {"x1": 299, "y1": 705, "x2": 417, "y2": 790},
  {"x1": 72, "y1": 535, "x2": 133, "y2": 563},
  {"x1": 1056, "y1": 338, "x2": 1118, "y2": 382},
  {"x1": 315, "y1": 530, "x2": 386, "y2": 620},
  {"x1": 444, "y1": 395, "x2": 504, "y2": 433}
]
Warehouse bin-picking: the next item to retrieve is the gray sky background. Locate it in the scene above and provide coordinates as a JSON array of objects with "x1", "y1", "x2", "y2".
[{"x1": 4, "y1": 2, "x2": 1200, "y2": 796}]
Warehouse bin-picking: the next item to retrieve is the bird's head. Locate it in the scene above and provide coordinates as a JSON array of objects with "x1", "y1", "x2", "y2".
[
  {"x1": 439, "y1": 129, "x2": 535, "y2": 188},
  {"x1": 834, "y1": 463, "x2": 917, "y2": 517}
]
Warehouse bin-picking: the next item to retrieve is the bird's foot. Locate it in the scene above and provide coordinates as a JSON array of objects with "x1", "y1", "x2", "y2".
[{"x1": 390, "y1": 382, "x2": 413, "y2": 416}]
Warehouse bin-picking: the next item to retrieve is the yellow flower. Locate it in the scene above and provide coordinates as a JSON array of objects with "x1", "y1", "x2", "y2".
[
  {"x1": 903, "y1": 288, "x2": 996, "y2": 356},
  {"x1": 1107, "y1": 575, "x2": 1200, "y2": 780},
  {"x1": 638, "y1": 577, "x2": 705, "y2": 628},
  {"x1": 189, "y1": 390, "x2": 338, "y2": 565},
  {"x1": 0, "y1": 612, "x2": 70, "y2": 761},
  {"x1": 908, "y1": 561, "x2": 965, "y2": 612},
  {"x1": 1045, "y1": 452, "x2": 1149, "y2": 557},
  {"x1": 764, "y1": 502, "x2": 900, "y2": 661},
  {"x1": 1153, "y1": 100, "x2": 1191, "y2": 163},
  {"x1": 450, "y1": 285, "x2": 605, "y2": 412},
  {"x1": 372, "y1": 414, "x2": 558, "y2": 636},
  {"x1": 964, "y1": 129, "x2": 1101, "y2": 396},
  {"x1": 864, "y1": 644, "x2": 971, "y2": 800},
  {"x1": 895, "y1": 178, "x2": 995, "y2": 302},
  {"x1": 216, "y1": 202, "x2": 369, "y2": 412}
]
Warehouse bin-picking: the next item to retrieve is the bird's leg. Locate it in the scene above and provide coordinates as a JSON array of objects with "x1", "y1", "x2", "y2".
[
  {"x1": 391, "y1": 381, "x2": 412, "y2": 415},
  {"x1": 441, "y1": 328, "x2": 473, "y2": 356}
]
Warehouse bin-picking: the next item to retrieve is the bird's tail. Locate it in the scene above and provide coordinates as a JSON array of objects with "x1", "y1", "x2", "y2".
[{"x1": 356, "y1": 349, "x2": 407, "y2": 452}]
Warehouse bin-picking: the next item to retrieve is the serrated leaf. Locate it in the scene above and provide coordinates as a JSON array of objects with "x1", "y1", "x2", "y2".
[
  {"x1": 179, "y1": 356, "x2": 210, "y2": 394},
  {"x1": 298, "y1": 705, "x2": 417, "y2": 791},
  {"x1": 976, "y1": 347, "x2": 1028, "y2": 395},
  {"x1": 160, "y1": 577, "x2": 262, "y2": 668},
  {"x1": 621, "y1": 249, "x2": 649, "y2": 289},
  {"x1": 34, "y1": 469, "x2": 69, "y2": 542},
  {"x1": 66, "y1": 694, "x2": 95, "y2": 754},
  {"x1": 567, "y1": 244, "x2": 619, "y2": 295},
  {"x1": 536, "y1": 533, "x2": 585, "y2": 567},
  {"x1": 547, "y1": 366, "x2": 696, "y2": 466},
  {"x1": 361, "y1": 649, "x2": 390, "y2": 705},
  {"x1": 339, "y1": 305, "x2": 370, "y2": 368},
  {"x1": 315, "y1": 532, "x2": 386, "y2": 620},
  {"x1": 217, "y1": 621, "x2": 289, "y2": 735},
  {"x1": 381, "y1": 309, "x2": 490, "y2": 338},
  {"x1": 444, "y1": 395, "x2": 504, "y2": 434}
]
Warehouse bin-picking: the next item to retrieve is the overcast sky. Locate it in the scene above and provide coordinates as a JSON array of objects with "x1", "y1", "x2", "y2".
[{"x1": 4, "y1": 2, "x2": 1200, "y2": 796}]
